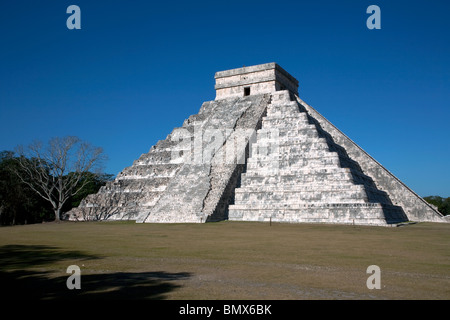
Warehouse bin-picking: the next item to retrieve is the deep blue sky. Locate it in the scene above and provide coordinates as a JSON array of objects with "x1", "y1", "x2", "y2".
[{"x1": 0, "y1": 0, "x2": 449, "y2": 197}]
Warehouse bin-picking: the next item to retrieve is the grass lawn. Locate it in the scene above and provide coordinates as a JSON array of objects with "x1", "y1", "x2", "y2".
[{"x1": 0, "y1": 220, "x2": 449, "y2": 300}]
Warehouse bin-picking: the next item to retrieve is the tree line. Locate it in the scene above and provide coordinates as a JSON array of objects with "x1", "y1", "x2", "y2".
[
  {"x1": 0, "y1": 136, "x2": 112, "y2": 225},
  {"x1": 423, "y1": 196, "x2": 450, "y2": 216}
]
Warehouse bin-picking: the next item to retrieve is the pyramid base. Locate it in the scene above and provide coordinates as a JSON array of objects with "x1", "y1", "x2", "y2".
[{"x1": 228, "y1": 203, "x2": 408, "y2": 226}]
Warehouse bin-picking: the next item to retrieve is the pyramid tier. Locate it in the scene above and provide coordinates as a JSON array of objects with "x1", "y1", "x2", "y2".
[
  {"x1": 228, "y1": 203, "x2": 407, "y2": 226},
  {"x1": 234, "y1": 188, "x2": 369, "y2": 204}
]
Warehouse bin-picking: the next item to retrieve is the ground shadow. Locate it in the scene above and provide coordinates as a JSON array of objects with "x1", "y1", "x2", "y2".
[
  {"x1": 0, "y1": 244, "x2": 191, "y2": 300},
  {"x1": 0, "y1": 244, "x2": 100, "y2": 270}
]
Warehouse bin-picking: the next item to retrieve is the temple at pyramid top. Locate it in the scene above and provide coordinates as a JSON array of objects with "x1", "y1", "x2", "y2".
[{"x1": 214, "y1": 62, "x2": 299, "y2": 99}]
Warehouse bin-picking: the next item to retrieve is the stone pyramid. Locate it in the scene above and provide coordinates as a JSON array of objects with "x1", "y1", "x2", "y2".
[{"x1": 67, "y1": 63, "x2": 445, "y2": 226}]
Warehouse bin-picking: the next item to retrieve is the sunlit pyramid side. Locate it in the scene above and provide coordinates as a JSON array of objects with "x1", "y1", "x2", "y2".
[{"x1": 67, "y1": 63, "x2": 445, "y2": 226}]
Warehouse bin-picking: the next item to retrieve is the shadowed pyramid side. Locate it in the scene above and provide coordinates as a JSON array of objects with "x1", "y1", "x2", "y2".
[{"x1": 295, "y1": 96, "x2": 444, "y2": 223}]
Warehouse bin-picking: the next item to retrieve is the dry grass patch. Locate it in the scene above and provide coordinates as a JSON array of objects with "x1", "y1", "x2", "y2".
[{"x1": 0, "y1": 220, "x2": 448, "y2": 299}]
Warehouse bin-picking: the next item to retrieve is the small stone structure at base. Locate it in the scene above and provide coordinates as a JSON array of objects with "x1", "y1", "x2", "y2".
[{"x1": 66, "y1": 63, "x2": 445, "y2": 226}]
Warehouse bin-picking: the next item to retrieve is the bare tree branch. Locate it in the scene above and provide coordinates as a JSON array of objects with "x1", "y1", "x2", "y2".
[{"x1": 14, "y1": 136, "x2": 106, "y2": 221}]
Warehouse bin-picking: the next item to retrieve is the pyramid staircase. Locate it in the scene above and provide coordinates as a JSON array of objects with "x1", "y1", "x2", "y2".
[
  {"x1": 228, "y1": 91, "x2": 408, "y2": 225},
  {"x1": 69, "y1": 94, "x2": 271, "y2": 222}
]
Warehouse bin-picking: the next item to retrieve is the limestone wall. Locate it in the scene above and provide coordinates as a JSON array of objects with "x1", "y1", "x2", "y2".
[
  {"x1": 215, "y1": 80, "x2": 277, "y2": 100},
  {"x1": 215, "y1": 62, "x2": 299, "y2": 100}
]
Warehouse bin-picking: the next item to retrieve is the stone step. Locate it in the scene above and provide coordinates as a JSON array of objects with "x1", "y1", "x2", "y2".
[
  {"x1": 265, "y1": 108, "x2": 303, "y2": 116},
  {"x1": 243, "y1": 152, "x2": 376, "y2": 181},
  {"x1": 259, "y1": 123, "x2": 317, "y2": 132},
  {"x1": 269, "y1": 90, "x2": 293, "y2": 103},
  {"x1": 253, "y1": 133, "x2": 322, "y2": 144},
  {"x1": 238, "y1": 184, "x2": 367, "y2": 195},
  {"x1": 246, "y1": 156, "x2": 342, "y2": 168},
  {"x1": 278, "y1": 129, "x2": 321, "y2": 139},
  {"x1": 233, "y1": 199, "x2": 369, "y2": 206},
  {"x1": 250, "y1": 140, "x2": 331, "y2": 154},
  {"x1": 135, "y1": 150, "x2": 177, "y2": 165},
  {"x1": 252, "y1": 144, "x2": 320, "y2": 154},
  {"x1": 258, "y1": 175, "x2": 377, "y2": 202},
  {"x1": 120, "y1": 163, "x2": 181, "y2": 177},
  {"x1": 262, "y1": 117, "x2": 310, "y2": 128},
  {"x1": 244, "y1": 165, "x2": 352, "y2": 174},
  {"x1": 228, "y1": 203, "x2": 407, "y2": 225},
  {"x1": 93, "y1": 189, "x2": 164, "y2": 198},
  {"x1": 265, "y1": 106, "x2": 304, "y2": 116},
  {"x1": 68, "y1": 205, "x2": 143, "y2": 221},
  {"x1": 246, "y1": 165, "x2": 351, "y2": 174},
  {"x1": 239, "y1": 172, "x2": 365, "y2": 185},
  {"x1": 234, "y1": 190, "x2": 369, "y2": 203},
  {"x1": 229, "y1": 202, "x2": 394, "y2": 209},
  {"x1": 234, "y1": 184, "x2": 367, "y2": 192},
  {"x1": 247, "y1": 149, "x2": 338, "y2": 160},
  {"x1": 266, "y1": 107, "x2": 301, "y2": 116},
  {"x1": 241, "y1": 170, "x2": 377, "y2": 188},
  {"x1": 106, "y1": 177, "x2": 171, "y2": 192}
]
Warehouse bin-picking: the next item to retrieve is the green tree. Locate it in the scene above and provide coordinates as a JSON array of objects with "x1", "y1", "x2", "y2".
[
  {"x1": 423, "y1": 196, "x2": 450, "y2": 216},
  {"x1": 0, "y1": 151, "x2": 53, "y2": 225},
  {"x1": 1, "y1": 150, "x2": 113, "y2": 225},
  {"x1": 442, "y1": 198, "x2": 450, "y2": 216}
]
